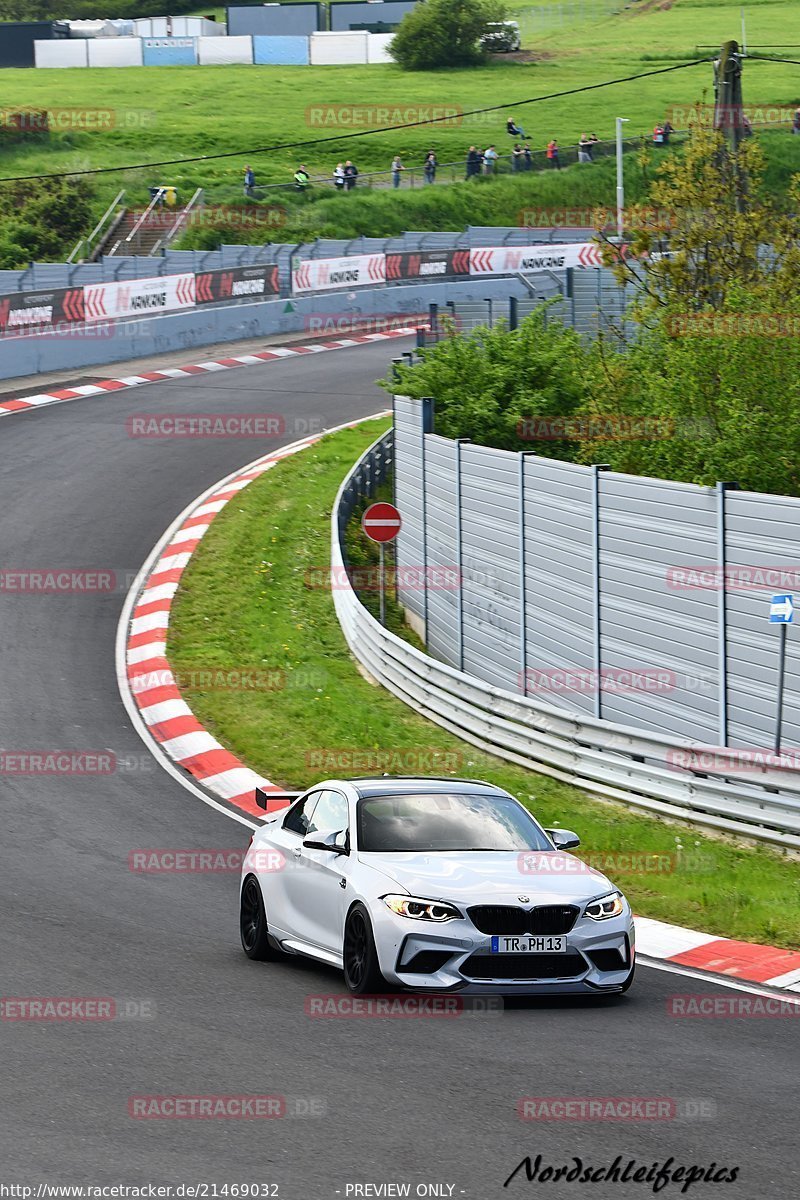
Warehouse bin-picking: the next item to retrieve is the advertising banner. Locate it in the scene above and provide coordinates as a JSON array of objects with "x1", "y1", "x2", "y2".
[
  {"x1": 0, "y1": 287, "x2": 84, "y2": 333},
  {"x1": 195, "y1": 265, "x2": 280, "y2": 305},
  {"x1": 291, "y1": 253, "x2": 385, "y2": 294},
  {"x1": 83, "y1": 274, "x2": 195, "y2": 322}
]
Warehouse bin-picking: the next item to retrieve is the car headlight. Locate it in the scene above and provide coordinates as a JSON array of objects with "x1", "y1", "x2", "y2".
[
  {"x1": 382, "y1": 894, "x2": 461, "y2": 922},
  {"x1": 584, "y1": 891, "x2": 624, "y2": 920}
]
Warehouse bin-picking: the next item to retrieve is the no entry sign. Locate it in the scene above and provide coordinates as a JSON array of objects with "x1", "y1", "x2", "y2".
[{"x1": 362, "y1": 502, "x2": 401, "y2": 544}]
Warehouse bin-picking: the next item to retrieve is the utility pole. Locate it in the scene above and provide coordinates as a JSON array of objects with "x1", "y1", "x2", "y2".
[{"x1": 714, "y1": 40, "x2": 747, "y2": 212}]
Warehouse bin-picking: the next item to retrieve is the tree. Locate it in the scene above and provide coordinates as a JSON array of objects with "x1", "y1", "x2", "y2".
[{"x1": 389, "y1": 0, "x2": 506, "y2": 71}]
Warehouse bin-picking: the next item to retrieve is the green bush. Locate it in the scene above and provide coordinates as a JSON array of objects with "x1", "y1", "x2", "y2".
[{"x1": 389, "y1": 0, "x2": 506, "y2": 70}]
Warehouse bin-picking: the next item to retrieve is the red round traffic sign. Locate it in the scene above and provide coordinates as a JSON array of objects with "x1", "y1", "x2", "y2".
[{"x1": 362, "y1": 501, "x2": 402, "y2": 544}]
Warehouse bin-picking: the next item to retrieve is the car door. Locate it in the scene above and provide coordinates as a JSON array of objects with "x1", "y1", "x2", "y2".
[
  {"x1": 263, "y1": 791, "x2": 324, "y2": 936},
  {"x1": 282, "y1": 788, "x2": 351, "y2": 954}
]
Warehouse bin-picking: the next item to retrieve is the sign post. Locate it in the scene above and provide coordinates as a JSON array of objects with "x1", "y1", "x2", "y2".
[
  {"x1": 769, "y1": 593, "x2": 794, "y2": 753},
  {"x1": 362, "y1": 502, "x2": 402, "y2": 627}
]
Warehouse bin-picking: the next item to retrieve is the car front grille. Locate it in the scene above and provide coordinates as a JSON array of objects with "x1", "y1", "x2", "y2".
[
  {"x1": 467, "y1": 904, "x2": 579, "y2": 935},
  {"x1": 461, "y1": 952, "x2": 586, "y2": 981}
]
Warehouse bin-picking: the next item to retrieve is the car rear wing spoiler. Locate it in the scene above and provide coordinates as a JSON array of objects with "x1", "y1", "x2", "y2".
[{"x1": 255, "y1": 787, "x2": 302, "y2": 812}]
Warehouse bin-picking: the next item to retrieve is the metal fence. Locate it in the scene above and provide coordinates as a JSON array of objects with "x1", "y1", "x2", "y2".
[
  {"x1": 334, "y1": 431, "x2": 800, "y2": 848},
  {"x1": 391, "y1": 392, "x2": 800, "y2": 758}
]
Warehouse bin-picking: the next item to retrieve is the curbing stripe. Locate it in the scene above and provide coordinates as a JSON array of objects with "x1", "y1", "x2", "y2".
[{"x1": 0, "y1": 327, "x2": 418, "y2": 420}]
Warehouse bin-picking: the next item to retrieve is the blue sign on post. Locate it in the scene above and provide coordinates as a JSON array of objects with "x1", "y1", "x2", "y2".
[
  {"x1": 770, "y1": 594, "x2": 793, "y2": 753},
  {"x1": 770, "y1": 594, "x2": 794, "y2": 623}
]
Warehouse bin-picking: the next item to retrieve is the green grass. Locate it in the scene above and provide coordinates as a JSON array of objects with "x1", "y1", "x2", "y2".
[
  {"x1": 2, "y1": 1, "x2": 799, "y2": 200},
  {"x1": 167, "y1": 416, "x2": 800, "y2": 949}
]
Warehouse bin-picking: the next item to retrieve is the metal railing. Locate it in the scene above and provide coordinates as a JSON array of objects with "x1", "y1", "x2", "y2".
[
  {"x1": 150, "y1": 188, "x2": 204, "y2": 256},
  {"x1": 67, "y1": 189, "x2": 126, "y2": 263},
  {"x1": 332, "y1": 431, "x2": 800, "y2": 849}
]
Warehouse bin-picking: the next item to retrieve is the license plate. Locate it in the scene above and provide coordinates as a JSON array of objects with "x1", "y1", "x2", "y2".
[{"x1": 490, "y1": 935, "x2": 567, "y2": 954}]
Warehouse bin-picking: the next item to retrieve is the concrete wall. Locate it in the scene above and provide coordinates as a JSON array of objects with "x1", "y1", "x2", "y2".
[
  {"x1": 34, "y1": 39, "x2": 89, "y2": 68},
  {"x1": 197, "y1": 35, "x2": 254, "y2": 64},
  {"x1": 142, "y1": 37, "x2": 198, "y2": 66},
  {"x1": 310, "y1": 30, "x2": 368, "y2": 64},
  {"x1": 87, "y1": 38, "x2": 144, "y2": 68},
  {"x1": 252, "y1": 35, "x2": 310, "y2": 64},
  {"x1": 227, "y1": 4, "x2": 321, "y2": 37},
  {"x1": 0, "y1": 277, "x2": 529, "y2": 382}
]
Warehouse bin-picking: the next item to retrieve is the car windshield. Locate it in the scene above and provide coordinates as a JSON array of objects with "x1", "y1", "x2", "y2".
[{"x1": 357, "y1": 792, "x2": 553, "y2": 853}]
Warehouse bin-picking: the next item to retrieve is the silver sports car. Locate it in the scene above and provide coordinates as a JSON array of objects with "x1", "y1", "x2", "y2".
[{"x1": 240, "y1": 777, "x2": 635, "y2": 995}]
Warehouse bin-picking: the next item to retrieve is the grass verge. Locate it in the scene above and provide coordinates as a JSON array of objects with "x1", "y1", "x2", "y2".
[{"x1": 168, "y1": 416, "x2": 800, "y2": 948}]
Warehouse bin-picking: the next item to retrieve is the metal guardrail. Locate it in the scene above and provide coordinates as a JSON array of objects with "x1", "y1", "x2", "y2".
[{"x1": 332, "y1": 431, "x2": 800, "y2": 850}]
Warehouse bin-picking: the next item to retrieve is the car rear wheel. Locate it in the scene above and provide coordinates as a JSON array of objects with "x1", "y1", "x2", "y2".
[
  {"x1": 240, "y1": 875, "x2": 279, "y2": 961},
  {"x1": 343, "y1": 904, "x2": 386, "y2": 994}
]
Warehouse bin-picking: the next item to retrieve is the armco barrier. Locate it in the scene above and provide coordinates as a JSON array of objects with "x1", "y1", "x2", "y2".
[{"x1": 332, "y1": 432, "x2": 800, "y2": 849}]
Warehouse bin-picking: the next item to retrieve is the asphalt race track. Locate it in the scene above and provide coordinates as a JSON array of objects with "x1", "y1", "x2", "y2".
[{"x1": 0, "y1": 340, "x2": 797, "y2": 1198}]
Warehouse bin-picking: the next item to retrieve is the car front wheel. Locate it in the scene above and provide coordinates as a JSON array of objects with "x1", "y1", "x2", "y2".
[
  {"x1": 240, "y1": 875, "x2": 279, "y2": 961},
  {"x1": 343, "y1": 904, "x2": 387, "y2": 994}
]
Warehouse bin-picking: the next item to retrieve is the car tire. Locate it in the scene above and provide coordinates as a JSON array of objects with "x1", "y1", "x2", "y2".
[
  {"x1": 240, "y1": 875, "x2": 279, "y2": 961},
  {"x1": 619, "y1": 962, "x2": 636, "y2": 993},
  {"x1": 343, "y1": 903, "x2": 386, "y2": 994}
]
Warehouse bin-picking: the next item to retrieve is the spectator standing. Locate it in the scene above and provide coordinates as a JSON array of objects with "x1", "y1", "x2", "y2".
[
  {"x1": 546, "y1": 139, "x2": 560, "y2": 169},
  {"x1": 483, "y1": 144, "x2": 498, "y2": 174},
  {"x1": 578, "y1": 133, "x2": 592, "y2": 163},
  {"x1": 511, "y1": 143, "x2": 523, "y2": 172},
  {"x1": 653, "y1": 124, "x2": 665, "y2": 145},
  {"x1": 391, "y1": 155, "x2": 404, "y2": 189},
  {"x1": 662, "y1": 120, "x2": 674, "y2": 144},
  {"x1": 506, "y1": 115, "x2": 526, "y2": 139},
  {"x1": 343, "y1": 160, "x2": 358, "y2": 190},
  {"x1": 294, "y1": 164, "x2": 310, "y2": 191},
  {"x1": 466, "y1": 145, "x2": 482, "y2": 179},
  {"x1": 523, "y1": 142, "x2": 532, "y2": 170},
  {"x1": 588, "y1": 133, "x2": 599, "y2": 151},
  {"x1": 243, "y1": 164, "x2": 255, "y2": 197},
  {"x1": 333, "y1": 162, "x2": 345, "y2": 191},
  {"x1": 424, "y1": 150, "x2": 437, "y2": 184}
]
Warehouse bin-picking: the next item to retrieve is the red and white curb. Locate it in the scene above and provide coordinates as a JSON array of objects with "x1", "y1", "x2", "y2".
[
  {"x1": 120, "y1": 415, "x2": 387, "y2": 821},
  {"x1": 0, "y1": 328, "x2": 418, "y2": 420},
  {"x1": 635, "y1": 916, "x2": 800, "y2": 991}
]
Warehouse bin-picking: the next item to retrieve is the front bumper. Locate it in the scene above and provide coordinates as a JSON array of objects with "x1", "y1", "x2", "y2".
[{"x1": 371, "y1": 903, "x2": 635, "y2": 995}]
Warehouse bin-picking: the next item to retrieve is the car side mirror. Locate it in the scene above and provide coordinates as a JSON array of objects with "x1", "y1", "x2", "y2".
[
  {"x1": 546, "y1": 828, "x2": 580, "y2": 850},
  {"x1": 302, "y1": 829, "x2": 349, "y2": 855}
]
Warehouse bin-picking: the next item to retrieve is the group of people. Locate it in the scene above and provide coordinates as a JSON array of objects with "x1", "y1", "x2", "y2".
[{"x1": 466, "y1": 142, "x2": 533, "y2": 177}]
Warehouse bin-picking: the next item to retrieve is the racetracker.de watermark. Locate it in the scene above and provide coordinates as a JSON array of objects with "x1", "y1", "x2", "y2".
[
  {"x1": 517, "y1": 851, "x2": 682, "y2": 875},
  {"x1": 127, "y1": 205, "x2": 286, "y2": 231},
  {"x1": 128, "y1": 1095, "x2": 326, "y2": 1119},
  {"x1": 305, "y1": 104, "x2": 463, "y2": 128},
  {"x1": 1, "y1": 997, "x2": 155, "y2": 1021},
  {"x1": 305, "y1": 566, "x2": 466, "y2": 592},
  {"x1": 667, "y1": 565, "x2": 800, "y2": 591},
  {"x1": 125, "y1": 414, "x2": 324, "y2": 439},
  {"x1": 0, "y1": 751, "x2": 115, "y2": 775},
  {"x1": 667, "y1": 102, "x2": 797, "y2": 129},
  {"x1": 129, "y1": 848, "x2": 286, "y2": 873},
  {"x1": 517, "y1": 1097, "x2": 717, "y2": 1122},
  {"x1": 517, "y1": 416, "x2": 675, "y2": 442},
  {"x1": 667, "y1": 313, "x2": 800, "y2": 338},
  {"x1": 519, "y1": 668, "x2": 676, "y2": 695},
  {"x1": 304, "y1": 749, "x2": 463, "y2": 773},
  {"x1": 518, "y1": 206, "x2": 676, "y2": 233},
  {"x1": 304, "y1": 313, "x2": 424, "y2": 335},
  {"x1": 667, "y1": 747, "x2": 800, "y2": 772},
  {"x1": 305, "y1": 995, "x2": 502, "y2": 1018},
  {"x1": 667, "y1": 994, "x2": 800, "y2": 1018},
  {"x1": 0, "y1": 107, "x2": 156, "y2": 130}
]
